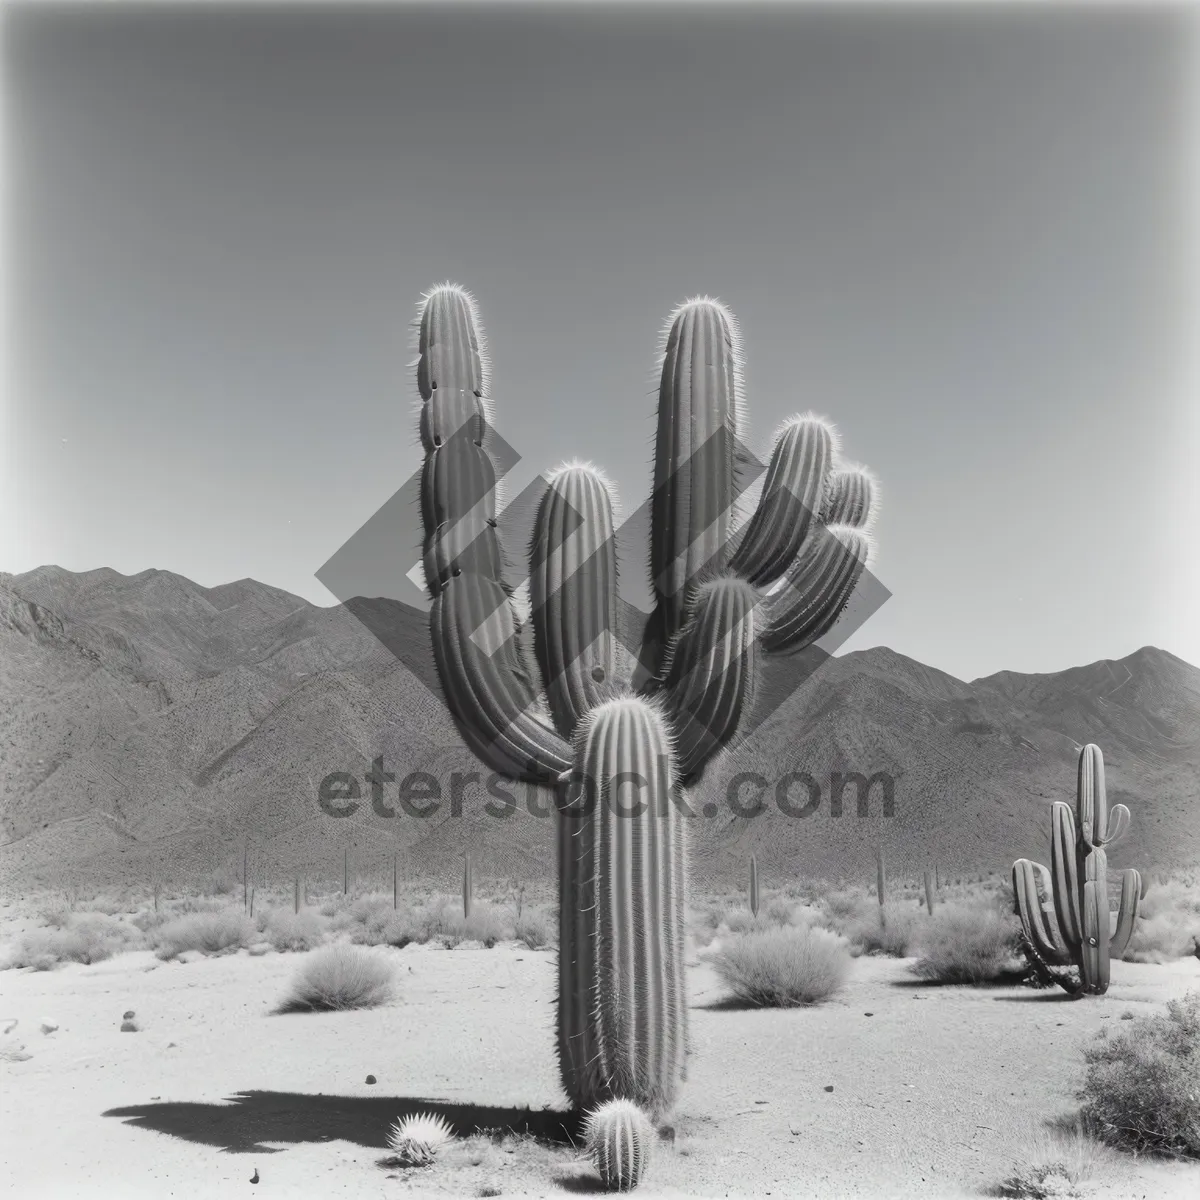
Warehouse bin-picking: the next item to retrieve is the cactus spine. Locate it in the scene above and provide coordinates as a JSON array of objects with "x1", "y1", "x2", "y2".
[
  {"x1": 585, "y1": 1099, "x2": 654, "y2": 1192},
  {"x1": 1012, "y1": 744, "x2": 1142, "y2": 996},
  {"x1": 415, "y1": 284, "x2": 879, "y2": 1126},
  {"x1": 749, "y1": 853, "x2": 759, "y2": 918}
]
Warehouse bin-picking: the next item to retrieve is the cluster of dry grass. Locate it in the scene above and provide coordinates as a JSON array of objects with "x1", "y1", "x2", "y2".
[{"x1": 0, "y1": 879, "x2": 559, "y2": 970}]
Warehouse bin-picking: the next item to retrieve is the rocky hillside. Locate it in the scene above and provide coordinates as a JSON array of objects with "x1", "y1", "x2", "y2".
[{"x1": 1, "y1": 566, "x2": 1197, "y2": 892}]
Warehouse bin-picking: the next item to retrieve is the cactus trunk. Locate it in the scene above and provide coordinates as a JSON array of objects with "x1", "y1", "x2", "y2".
[
  {"x1": 557, "y1": 697, "x2": 685, "y2": 1120},
  {"x1": 749, "y1": 853, "x2": 759, "y2": 917}
]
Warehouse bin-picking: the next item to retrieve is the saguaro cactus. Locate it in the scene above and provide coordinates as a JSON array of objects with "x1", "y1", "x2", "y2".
[
  {"x1": 748, "y1": 853, "x2": 760, "y2": 918},
  {"x1": 1012, "y1": 744, "x2": 1142, "y2": 996},
  {"x1": 462, "y1": 852, "x2": 474, "y2": 920},
  {"x1": 414, "y1": 283, "x2": 879, "y2": 1122}
]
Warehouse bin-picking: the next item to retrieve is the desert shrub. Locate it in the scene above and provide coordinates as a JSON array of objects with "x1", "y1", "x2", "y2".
[
  {"x1": 199, "y1": 869, "x2": 242, "y2": 897},
  {"x1": 1124, "y1": 878, "x2": 1200, "y2": 963},
  {"x1": 278, "y1": 943, "x2": 394, "y2": 1012},
  {"x1": 419, "y1": 901, "x2": 509, "y2": 948},
  {"x1": 260, "y1": 908, "x2": 327, "y2": 952},
  {"x1": 152, "y1": 909, "x2": 254, "y2": 958},
  {"x1": 820, "y1": 894, "x2": 925, "y2": 957},
  {"x1": 5, "y1": 912, "x2": 143, "y2": 970},
  {"x1": 514, "y1": 907, "x2": 556, "y2": 950},
  {"x1": 708, "y1": 926, "x2": 852, "y2": 1007},
  {"x1": 36, "y1": 898, "x2": 73, "y2": 929},
  {"x1": 910, "y1": 902, "x2": 1022, "y2": 984},
  {"x1": 1078, "y1": 991, "x2": 1200, "y2": 1158},
  {"x1": 997, "y1": 1120, "x2": 1115, "y2": 1198}
]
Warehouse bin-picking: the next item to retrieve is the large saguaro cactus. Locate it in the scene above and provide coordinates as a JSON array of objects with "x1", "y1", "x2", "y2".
[
  {"x1": 415, "y1": 284, "x2": 878, "y2": 1121},
  {"x1": 1012, "y1": 744, "x2": 1142, "y2": 996}
]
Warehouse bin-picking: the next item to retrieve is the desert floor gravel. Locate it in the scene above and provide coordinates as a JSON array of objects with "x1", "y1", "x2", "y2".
[{"x1": 2, "y1": 941, "x2": 1199, "y2": 1199}]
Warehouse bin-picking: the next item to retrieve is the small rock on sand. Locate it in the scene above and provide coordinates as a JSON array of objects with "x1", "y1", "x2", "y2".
[
  {"x1": 120, "y1": 1020, "x2": 139, "y2": 1033},
  {"x1": 39, "y1": 1019, "x2": 58, "y2": 1034}
]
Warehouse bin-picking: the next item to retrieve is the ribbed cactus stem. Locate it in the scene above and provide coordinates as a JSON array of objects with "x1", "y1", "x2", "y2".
[
  {"x1": 923, "y1": 870, "x2": 935, "y2": 916},
  {"x1": 530, "y1": 463, "x2": 621, "y2": 737},
  {"x1": 749, "y1": 854, "x2": 759, "y2": 917},
  {"x1": 729, "y1": 416, "x2": 834, "y2": 586},
  {"x1": 762, "y1": 524, "x2": 872, "y2": 655},
  {"x1": 644, "y1": 298, "x2": 743, "y2": 667},
  {"x1": 584, "y1": 1099, "x2": 654, "y2": 1192},
  {"x1": 821, "y1": 464, "x2": 877, "y2": 529},
  {"x1": 418, "y1": 284, "x2": 572, "y2": 783},
  {"x1": 661, "y1": 576, "x2": 758, "y2": 783},
  {"x1": 462, "y1": 852, "x2": 473, "y2": 920},
  {"x1": 1012, "y1": 744, "x2": 1143, "y2": 995},
  {"x1": 875, "y1": 847, "x2": 886, "y2": 906},
  {"x1": 558, "y1": 696, "x2": 685, "y2": 1120}
]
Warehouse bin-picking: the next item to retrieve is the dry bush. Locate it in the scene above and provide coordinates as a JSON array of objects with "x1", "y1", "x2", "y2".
[
  {"x1": 5, "y1": 912, "x2": 143, "y2": 970},
  {"x1": 819, "y1": 892, "x2": 925, "y2": 957},
  {"x1": 418, "y1": 901, "x2": 509, "y2": 948},
  {"x1": 278, "y1": 943, "x2": 395, "y2": 1012},
  {"x1": 260, "y1": 908, "x2": 327, "y2": 952},
  {"x1": 1124, "y1": 877, "x2": 1200, "y2": 964},
  {"x1": 152, "y1": 908, "x2": 255, "y2": 959},
  {"x1": 514, "y1": 907, "x2": 556, "y2": 950},
  {"x1": 1079, "y1": 991, "x2": 1200, "y2": 1159},
  {"x1": 708, "y1": 926, "x2": 852, "y2": 1007},
  {"x1": 911, "y1": 902, "x2": 1022, "y2": 984},
  {"x1": 997, "y1": 1120, "x2": 1117, "y2": 1198}
]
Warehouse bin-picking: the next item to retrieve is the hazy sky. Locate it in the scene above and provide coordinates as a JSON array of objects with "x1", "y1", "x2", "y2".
[{"x1": 2, "y1": 2, "x2": 1197, "y2": 681}]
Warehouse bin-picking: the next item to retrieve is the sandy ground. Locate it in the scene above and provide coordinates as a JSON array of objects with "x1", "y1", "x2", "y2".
[{"x1": 2, "y1": 942, "x2": 1199, "y2": 1200}]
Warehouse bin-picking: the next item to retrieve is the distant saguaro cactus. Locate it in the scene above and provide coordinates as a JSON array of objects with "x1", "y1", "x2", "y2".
[
  {"x1": 462, "y1": 852, "x2": 473, "y2": 920},
  {"x1": 1012, "y1": 744, "x2": 1142, "y2": 996},
  {"x1": 748, "y1": 854, "x2": 760, "y2": 918},
  {"x1": 415, "y1": 283, "x2": 878, "y2": 1123}
]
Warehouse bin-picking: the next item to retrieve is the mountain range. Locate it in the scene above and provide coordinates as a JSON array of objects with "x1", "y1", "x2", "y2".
[{"x1": 1, "y1": 565, "x2": 1197, "y2": 893}]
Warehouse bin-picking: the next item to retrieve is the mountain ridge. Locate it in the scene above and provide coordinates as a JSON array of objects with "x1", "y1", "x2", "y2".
[{"x1": 1, "y1": 565, "x2": 1197, "y2": 891}]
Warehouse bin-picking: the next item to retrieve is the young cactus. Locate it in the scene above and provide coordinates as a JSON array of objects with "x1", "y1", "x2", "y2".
[
  {"x1": 584, "y1": 1099, "x2": 655, "y2": 1192},
  {"x1": 1012, "y1": 744, "x2": 1142, "y2": 996},
  {"x1": 388, "y1": 1112, "x2": 454, "y2": 1167},
  {"x1": 414, "y1": 284, "x2": 880, "y2": 1118}
]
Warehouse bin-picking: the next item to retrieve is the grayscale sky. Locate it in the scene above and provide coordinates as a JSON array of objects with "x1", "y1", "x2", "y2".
[{"x1": 2, "y1": 1, "x2": 1197, "y2": 681}]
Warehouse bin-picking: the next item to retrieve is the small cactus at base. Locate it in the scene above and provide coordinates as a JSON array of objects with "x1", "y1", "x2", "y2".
[
  {"x1": 585, "y1": 1099, "x2": 654, "y2": 1192},
  {"x1": 387, "y1": 1112, "x2": 454, "y2": 1166}
]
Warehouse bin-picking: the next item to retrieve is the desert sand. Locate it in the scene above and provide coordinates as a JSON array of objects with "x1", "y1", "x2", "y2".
[{"x1": 2, "y1": 942, "x2": 1198, "y2": 1199}]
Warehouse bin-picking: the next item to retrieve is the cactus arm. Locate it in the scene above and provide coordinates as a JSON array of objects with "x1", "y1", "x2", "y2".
[
  {"x1": 642, "y1": 298, "x2": 744, "y2": 676},
  {"x1": 1076, "y1": 744, "x2": 1106, "y2": 848},
  {"x1": 1050, "y1": 801, "x2": 1082, "y2": 947},
  {"x1": 558, "y1": 696, "x2": 685, "y2": 1120},
  {"x1": 760, "y1": 524, "x2": 872, "y2": 655},
  {"x1": 1100, "y1": 803, "x2": 1130, "y2": 848},
  {"x1": 1012, "y1": 859, "x2": 1070, "y2": 964},
  {"x1": 728, "y1": 416, "x2": 834, "y2": 587},
  {"x1": 660, "y1": 576, "x2": 758, "y2": 783},
  {"x1": 418, "y1": 285, "x2": 572, "y2": 783},
  {"x1": 1109, "y1": 868, "x2": 1141, "y2": 959},
  {"x1": 430, "y1": 578, "x2": 572, "y2": 779},
  {"x1": 529, "y1": 463, "x2": 621, "y2": 738},
  {"x1": 821, "y1": 464, "x2": 877, "y2": 529}
]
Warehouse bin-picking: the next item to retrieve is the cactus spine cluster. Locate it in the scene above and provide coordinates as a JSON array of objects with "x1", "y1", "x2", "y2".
[
  {"x1": 584, "y1": 1099, "x2": 655, "y2": 1192},
  {"x1": 1012, "y1": 744, "x2": 1142, "y2": 996},
  {"x1": 414, "y1": 284, "x2": 878, "y2": 1125}
]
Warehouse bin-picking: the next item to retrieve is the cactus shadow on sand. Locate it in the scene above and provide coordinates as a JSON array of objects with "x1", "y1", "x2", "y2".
[{"x1": 103, "y1": 1091, "x2": 580, "y2": 1156}]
